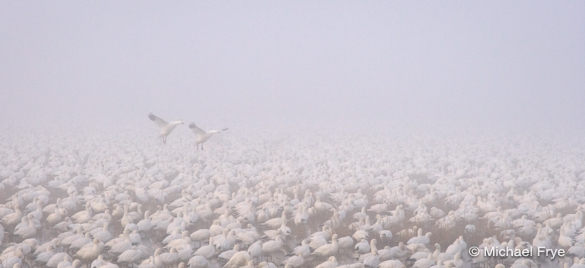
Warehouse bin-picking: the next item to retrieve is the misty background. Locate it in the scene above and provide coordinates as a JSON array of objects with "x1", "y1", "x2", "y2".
[{"x1": 1, "y1": 1, "x2": 584, "y2": 135}]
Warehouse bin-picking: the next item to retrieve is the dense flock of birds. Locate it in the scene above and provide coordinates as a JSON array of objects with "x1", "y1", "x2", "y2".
[{"x1": 0, "y1": 126, "x2": 584, "y2": 268}]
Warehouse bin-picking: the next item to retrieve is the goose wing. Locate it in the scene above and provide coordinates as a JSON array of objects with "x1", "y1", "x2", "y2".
[
  {"x1": 148, "y1": 113, "x2": 168, "y2": 128},
  {"x1": 189, "y1": 123, "x2": 206, "y2": 136},
  {"x1": 208, "y1": 128, "x2": 229, "y2": 134}
]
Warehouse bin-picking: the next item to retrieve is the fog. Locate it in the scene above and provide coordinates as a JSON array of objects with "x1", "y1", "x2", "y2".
[
  {"x1": 1, "y1": 1, "x2": 584, "y2": 134},
  {"x1": 1, "y1": 2, "x2": 585, "y2": 268}
]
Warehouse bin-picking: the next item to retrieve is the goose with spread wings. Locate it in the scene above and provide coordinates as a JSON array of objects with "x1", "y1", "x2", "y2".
[
  {"x1": 148, "y1": 113, "x2": 184, "y2": 144},
  {"x1": 189, "y1": 123, "x2": 228, "y2": 150}
]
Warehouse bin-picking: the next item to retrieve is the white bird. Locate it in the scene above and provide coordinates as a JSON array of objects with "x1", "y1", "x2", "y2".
[
  {"x1": 76, "y1": 238, "x2": 103, "y2": 262},
  {"x1": 117, "y1": 246, "x2": 144, "y2": 266},
  {"x1": 283, "y1": 253, "x2": 304, "y2": 268},
  {"x1": 313, "y1": 234, "x2": 339, "y2": 258},
  {"x1": 188, "y1": 255, "x2": 208, "y2": 268},
  {"x1": 188, "y1": 123, "x2": 228, "y2": 150},
  {"x1": 262, "y1": 235, "x2": 285, "y2": 259},
  {"x1": 14, "y1": 214, "x2": 37, "y2": 239},
  {"x1": 158, "y1": 248, "x2": 179, "y2": 266},
  {"x1": 379, "y1": 260, "x2": 406, "y2": 268},
  {"x1": 148, "y1": 113, "x2": 184, "y2": 144},
  {"x1": 315, "y1": 256, "x2": 337, "y2": 268},
  {"x1": 47, "y1": 252, "x2": 70, "y2": 267},
  {"x1": 194, "y1": 243, "x2": 216, "y2": 259},
  {"x1": 91, "y1": 255, "x2": 118, "y2": 268},
  {"x1": 355, "y1": 239, "x2": 370, "y2": 254},
  {"x1": 223, "y1": 250, "x2": 251, "y2": 268}
]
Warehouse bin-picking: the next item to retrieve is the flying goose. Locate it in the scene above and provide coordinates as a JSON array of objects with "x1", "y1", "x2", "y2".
[
  {"x1": 188, "y1": 123, "x2": 228, "y2": 150},
  {"x1": 148, "y1": 113, "x2": 184, "y2": 144}
]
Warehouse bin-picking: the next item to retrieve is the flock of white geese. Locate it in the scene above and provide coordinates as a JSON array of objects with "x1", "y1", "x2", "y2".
[
  {"x1": 0, "y1": 122, "x2": 584, "y2": 268},
  {"x1": 146, "y1": 113, "x2": 228, "y2": 148}
]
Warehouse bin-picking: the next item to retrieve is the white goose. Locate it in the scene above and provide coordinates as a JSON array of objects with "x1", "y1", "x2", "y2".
[
  {"x1": 379, "y1": 260, "x2": 406, "y2": 268},
  {"x1": 148, "y1": 113, "x2": 184, "y2": 144},
  {"x1": 47, "y1": 252, "x2": 70, "y2": 267},
  {"x1": 315, "y1": 256, "x2": 337, "y2": 268},
  {"x1": 313, "y1": 234, "x2": 339, "y2": 258},
  {"x1": 188, "y1": 123, "x2": 228, "y2": 150},
  {"x1": 283, "y1": 252, "x2": 304, "y2": 268},
  {"x1": 76, "y1": 238, "x2": 103, "y2": 262},
  {"x1": 223, "y1": 250, "x2": 251, "y2": 268}
]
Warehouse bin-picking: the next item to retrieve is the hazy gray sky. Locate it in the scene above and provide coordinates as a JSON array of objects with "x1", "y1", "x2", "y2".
[{"x1": 1, "y1": 1, "x2": 584, "y2": 131}]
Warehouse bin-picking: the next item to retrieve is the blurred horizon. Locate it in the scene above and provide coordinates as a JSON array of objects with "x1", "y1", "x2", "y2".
[{"x1": 1, "y1": 1, "x2": 584, "y2": 135}]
